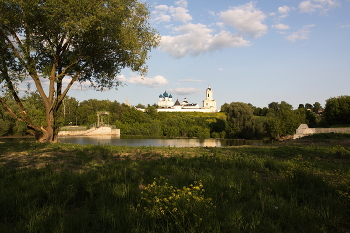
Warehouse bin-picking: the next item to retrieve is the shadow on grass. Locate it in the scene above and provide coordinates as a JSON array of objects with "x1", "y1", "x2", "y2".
[{"x1": 0, "y1": 142, "x2": 349, "y2": 232}]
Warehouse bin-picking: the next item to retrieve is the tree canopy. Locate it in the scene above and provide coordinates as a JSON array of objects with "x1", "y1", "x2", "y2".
[
  {"x1": 0, "y1": 0, "x2": 159, "y2": 142},
  {"x1": 324, "y1": 96, "x2": 350, "y2": 125},
  {"x1": 224, "y1": 102, "x2": 254, "y2": 138}
]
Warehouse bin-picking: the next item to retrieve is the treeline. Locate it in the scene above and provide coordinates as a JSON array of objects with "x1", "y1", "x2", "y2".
[
  {"x1": 1, "y1": 93, "x2": 350, "y2": 139},
  {"x1": 222, "y1": 101, "x2": 322, "y2": 139}
]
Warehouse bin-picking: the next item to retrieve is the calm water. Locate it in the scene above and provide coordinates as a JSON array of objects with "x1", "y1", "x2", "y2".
[{"x1": 0, "y1": 136, "x2": 267, "y2": 147}]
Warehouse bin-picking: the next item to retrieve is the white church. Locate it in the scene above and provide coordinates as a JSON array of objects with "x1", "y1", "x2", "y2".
[{"x1": 157, "y1": 86, "x2": 218, "y2": 112}]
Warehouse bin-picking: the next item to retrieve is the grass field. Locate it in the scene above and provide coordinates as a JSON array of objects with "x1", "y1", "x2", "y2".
[{"x1": 0, "y1": 134, "x2": 349, "y2": 232}]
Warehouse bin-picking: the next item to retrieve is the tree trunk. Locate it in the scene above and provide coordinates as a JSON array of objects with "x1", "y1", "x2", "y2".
[
  {"x1": 36, "y1": 108, "x2": 59, "y2": 143},
  {"x1": 36, "y1": 126, "x2": 58, "y2": 143}
]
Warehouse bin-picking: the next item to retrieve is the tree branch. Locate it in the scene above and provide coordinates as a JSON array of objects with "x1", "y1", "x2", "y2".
[
  {"x1": 0, "y1": 57, "x2": 39, "y2": 130},
  {"x1": 60, "y1": 35, "x2": 73, "y2": 56},
  {"x1": 0, "y1": 28, "x2": 49, "y2": 108},
  {"x1": 55, "y1": 66, "x2": 92, "y2": 111},
  {"x1": 0, "y1": 97, "x2": 42, "y2": 133}
]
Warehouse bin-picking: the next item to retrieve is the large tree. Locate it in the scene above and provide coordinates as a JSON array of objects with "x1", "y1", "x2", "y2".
[
  {"x1": 0, "y1": 0, "x2": 159, "y2": 142},
  {"x1": 224, "y1": 102, "x2": 254, "y2": 138},
  {"x1": 324, "y1": 96, "x2": 350, "y2": 126}
]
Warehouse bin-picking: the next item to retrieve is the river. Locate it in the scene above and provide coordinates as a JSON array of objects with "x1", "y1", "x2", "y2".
[{"x1": 0, "y1": 135, "x2": 268, "y2": 147}]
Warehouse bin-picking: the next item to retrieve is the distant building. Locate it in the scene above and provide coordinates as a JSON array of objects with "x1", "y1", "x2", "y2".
[
  {"x1": 202, "y1": 86, "x2": 217, "y2": 110},
  {"x1": 125, "y1": 98, "x2": 130, "y2": 106},
  {"x1": 157, "y1": 86, "x2": 218, "y2": 112},
  {"x1": 157, "y1": 91, "x2": 174, "y2": 108}
]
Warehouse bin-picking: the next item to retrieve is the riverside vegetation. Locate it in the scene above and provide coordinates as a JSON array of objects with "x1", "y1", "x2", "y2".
[
  {"x1": 0, "y1": 133, "x2": 349, "y2": 232},
  {"x1": 1, "y1": 94, "x2": 350, "y2": 141},
  {"x1": 0, "y1": 95, "x2": 331, "y2": 140}
]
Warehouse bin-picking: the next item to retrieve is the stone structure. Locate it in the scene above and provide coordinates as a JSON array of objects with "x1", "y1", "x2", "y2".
[
  {"x1": 97, "y1": 111, "x2": 109, "y2": 126},
  {"x1": 125, "y1": 98, "x2": 130, "y2": 106},
  {"x1": 58, "y1": 127, "x2": 120, "y2": 136},
  {"x1": 203, "y1": 86, "x2": 217, "y2": 110},
  {"x1": 293, "y1": 124, "x2": 350, "y2": 139},
  {"x1": 156, "y1": 86, "x2": 218, "y2": 112},
  {"x1": 158, "y1": 91, "x2": 174, "y2": 108}
]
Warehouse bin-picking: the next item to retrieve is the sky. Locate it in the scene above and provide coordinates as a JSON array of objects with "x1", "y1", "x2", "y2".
[{"x1": 27, "y1": 0, "x2": 350, "y2": 109}]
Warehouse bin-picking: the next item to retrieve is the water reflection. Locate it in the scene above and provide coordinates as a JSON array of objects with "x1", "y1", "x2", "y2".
[
  {"x1": 57, "y1": 136, "x2": 265, "y2": 147},
  {"x1": 0, "y1": 136, "x2": 268, "y2": 147}
]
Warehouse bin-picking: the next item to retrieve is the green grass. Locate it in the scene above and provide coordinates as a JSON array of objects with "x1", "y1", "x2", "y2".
[
  {"x1": 59, "y1": 126, "x2": 87, "y2": 131},
  {"x1": 0, "y1": 141, "x2": 349, "y2": 232},
  {"x1": 302, "y1": 133, "x2": 350, "y2": 140},
  {"x1": 329, "y1": 124, "x2": 350, "y2": 128}
]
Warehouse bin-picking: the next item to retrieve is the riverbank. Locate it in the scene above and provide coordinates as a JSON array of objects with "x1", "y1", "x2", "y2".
[{"x1": 0, "y1": 135, "x2": 349, "y2": 232}]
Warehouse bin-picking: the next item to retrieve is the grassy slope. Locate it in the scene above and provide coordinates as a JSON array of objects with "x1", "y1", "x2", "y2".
[{"x1": 0, "y1": 135, "x2": 349, "y2": 232}]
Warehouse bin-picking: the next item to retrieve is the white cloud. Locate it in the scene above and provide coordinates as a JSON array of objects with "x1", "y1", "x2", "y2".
[
  {"x1": 156, "y1": 14, "x2": 172, "y2": 23},
  {"x1": 219, "y1": 2, "x2": 268, "y2": 38},
  {"x1": 216, "y1": 22, "x2": 225, "y2": 28},
  {"x1": 285, "y1": 24, "x2": 315, "y2": 42},
  {"x1": 299, "y1": 1, "x2": 314, "y2": 12},
  {"x1": 152, "y1": 5, "x2": 171, "y2": 23},
  {"x1": 278, "y1": 6, "x2": 291, "y2": 14},
  {"x1": 277, "y1": 6, "x2": 292, "y2": 19},
  {"x1": 341, "y1": 25, "x2": 350, "y2": 28},
  {"x1": 152, "y1": 1, "x2": 191, "y2": 23},
  {"x1": 272, "y1": 23, "x2": 290, "y2": 30},
  {"x1": 169, "y1": 6, "x2": 192, "y2": 22},
  {"x1": 180, "y1": 79, "x2": 205, "y2": 82},
  {"x1": 159, "y1": 23, "x2": 250, "y2": 58},
  {"x1": 117, "y1": 74, "x2": 168, "y2": 88},
  {"x1": 175, "y1": 0, "x2": 187, "y2": 8},
  {"x1": 157, "y1": 4, "x2": 168, "y2": 11},
  {"x1": 299, "y1": 0, "x2": 339, "y2": 14},
  {"x1": 169, "y1": 87, "x2": 203, "y2": 95}
]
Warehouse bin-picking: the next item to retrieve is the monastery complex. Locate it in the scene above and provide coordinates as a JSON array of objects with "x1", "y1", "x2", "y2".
[{"x1": 156, "y1": 86, "x2": 218, "y2": 112}]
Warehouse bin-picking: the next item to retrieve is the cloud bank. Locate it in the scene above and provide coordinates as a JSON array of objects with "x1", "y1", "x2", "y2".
[
  {"x1": 117, "y1": 74, "x2": 168, "y2": 88},
  {"x1": 299, "y1": 0, "x2": 339, "y2": 14},
  {"x1": 154, "y1": 0, "x2": 339, "y2": 58},
  {"x1": 160, "y1": 23, "x2": 249, "y2": 58},
  {"x1": 219, "y1": 2, "x2": 268, "y2": 38},
  {"x1": 157, "y1": 1, "x2": 269, "y2": 58}
]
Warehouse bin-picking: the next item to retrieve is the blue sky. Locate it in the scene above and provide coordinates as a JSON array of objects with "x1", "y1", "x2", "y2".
[{"x1": 51, "y1": 0, "x2": 350, "y2": 109}]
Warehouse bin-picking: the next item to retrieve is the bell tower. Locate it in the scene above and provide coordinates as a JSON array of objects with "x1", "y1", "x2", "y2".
[
  {"x1": 202, "y1": 85, "x2": 217, "y2": 110},
  {"x1": 206, "y1": 85, "x2": 213, "y2": 101}
]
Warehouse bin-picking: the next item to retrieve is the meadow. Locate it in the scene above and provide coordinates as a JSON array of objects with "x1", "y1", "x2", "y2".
[{"x1": 0, "y1": 134, "x2": 349, "y2": 232}]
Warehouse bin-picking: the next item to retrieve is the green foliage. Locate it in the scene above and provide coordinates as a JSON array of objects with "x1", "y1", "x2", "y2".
[
  {"x1": 224, "y1": 102, "x2": 254, "y2": 138},
  {"x1": 187, "y1": 125, "x2": 210, "y2": 138},
  {"x1": 0, "y1": 0, "x2": 159, "y2": 142},
  {"x1": 0, "y1": 97, "x2": 309, "y2": 140},
  {"x1": 138, "y1": 177, "x2": 215, "y2": 232},
  {"x1": 324, "y1": 96, "x2": 350, "y2": 125},
  {"x1": 312, "y1": 102, "x2": 322, "y2": 112},
  {"x1": 253, "y1": 116, "x2": 268, "y2": 139},
  {"x1": 22, "y1": 92, "x2": 46, "y2": 127},
  {"x1": 305, "y1": 103, "x2": 313, "y2": 109},
  {"x1": 61, "y1": 97, "x2": 79, "y2": 126},
  {"x1": 116, "y1": 111, "x2": 225, "y2": 138},
  {"x1": 263, "y1": 101, "x2": 304, "y2": 139},
  {"x1": 0, "y1": 94, "x2": 334, "y2": 140},
  {"x1": 0, "y1": 119, "x2": 10, "y2": 136}
]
